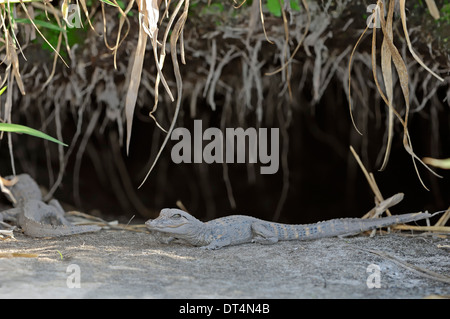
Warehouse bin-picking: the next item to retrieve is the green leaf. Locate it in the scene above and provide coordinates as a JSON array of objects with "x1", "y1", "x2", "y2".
[
  {"x1": 115, "y1": 0, "x2": 125, "y2": 8},
  {"x1": 266, "y1": 0, "x2": 281, "y2": 17},
  {"x1": 56, "y1": 250, "x2": 64, "y2": 260},
  {"x1": 266, "y1": 0, "x2": 301, "y2": 17},
  {"x1": 100, "y1": 0, "x2": 118, "y2": 7},
  {"x1": 14, "y1": 19, "x2": 66, "y2": 32},
  {"x1": 290, "y1": 0, "x2": 300, "y2": 11},
  {"x1": 0, "y1": 0, "x2": 40, "y2": 3},
  {"x1": 0, "y1": 86, "x2": 6, "y2": 96},
  {"x1": 0, "y1": 123, "x2": 68, "y2": 146}
]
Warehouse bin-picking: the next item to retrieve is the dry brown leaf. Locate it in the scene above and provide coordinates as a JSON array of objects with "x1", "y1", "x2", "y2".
[
  {"x1": 18, "y1": 0, "x2": 68, "y2": 68},
  {"x1": 399, "y1": 0, "x2": 443, "y2": 82},
  {"x1": 377, "y1": 1, "x2": 409, "y2": 111},
  {"x1": 233, "y1": 0, "x2": 247, "y2": 9},
  {"x1": 425, "y1": 0, "x2": 440, "y2": 20},
  {"x1": 0, "y1": 252, "x2": 39, "y2": 258},
  {"x1": 377, "y1": 0, "x2": 441, "y2": 190},
  {"x1": 152, "y1": 0, "x2": 187, "y2": 114},
  {"x1": 138, "y1": 0, "x2": 160, "y2": 39},
  {"x1": 258, "y1": 0, "x2": 273, "y2": 44},
  {"x1": 125, "y1": 22, "x2": 148, "y2": 155},
  {"x1": 347, "y1": 15, "x2": 371, "y2": 135},
  {"x1": 111, "y1": 0, "x2": 133, "y2": 69},
  {"x1": 78, "y1": 0, "x2": 96, "y2": 32},
  {"x1": 42, "y1": 30, "x2": 63, "y2": 90},
  {"x1": 393, "y1": 225, "x2": 449, "y2": 233},
  {"x1": 379, "y1": 0, "x2": 395, "y2": 171},
  {"x1": 6, "y1": 32, "x2": 25, "y2": 95},
  {"x1": 435, "y1": 207, "x2": 450, "y2": 227},
  {"x1": 350, "y1": 145, "x2": 391, "y2": 217},
  {"x1": 125, "y1": 0, "x2": 179, "y2": 159},
  {"x1": 422, "y1": 157, "x2": 450, "y2": 170},
  {"x1": 100, "y1": 2, "x2": 114, "y2": 50},
  {"x1": 151, "y1": 0, "x2": 185, "y2": 116},
  {"x1": 362, "y1": 193, "x2": 403, "y2": 219},
  {"x1": 349, "y1": 1, "x2": 442, "y2": 189},
  {"x1": 0, "y1": 175, "x2": 17, "y2": 204},
  {"x1": 160, "y1": 0, "x2": 172, "y2": 21},
  {"x1": 138, "y1": 2, "x2": 189, "y2": 188}
]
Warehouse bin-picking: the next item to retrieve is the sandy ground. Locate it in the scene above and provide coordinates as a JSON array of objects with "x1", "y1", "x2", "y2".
[{"x1": 0, "y1": 229, "x2": 449, "y2": 299}]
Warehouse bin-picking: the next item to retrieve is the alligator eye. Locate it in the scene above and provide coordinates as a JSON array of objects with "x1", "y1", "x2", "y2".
[{"x1": 171, "y1": 213, "x2": 182, "y2": 219}]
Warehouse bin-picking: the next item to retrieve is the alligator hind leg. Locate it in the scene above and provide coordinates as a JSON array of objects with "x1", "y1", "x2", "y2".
[
  {"x1": 201, "y1": 237, "x2": 232, "y2": 250},
  {"x1": 251, "y1": 222, "x2": 279, "y2": 244}
]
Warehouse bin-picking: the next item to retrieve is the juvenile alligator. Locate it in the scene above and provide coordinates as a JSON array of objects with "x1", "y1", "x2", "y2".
[
  {"x1": 146, "y1": 207, "x2": 432, "y2": 249},
  {"x1": 0, "y1": 174, "x2": 101, "y2": 237}
]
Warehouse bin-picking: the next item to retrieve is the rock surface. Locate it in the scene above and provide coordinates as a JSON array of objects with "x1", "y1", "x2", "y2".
[{"x1": 0, "y1": 230, "x2": 449, "y2": 298}]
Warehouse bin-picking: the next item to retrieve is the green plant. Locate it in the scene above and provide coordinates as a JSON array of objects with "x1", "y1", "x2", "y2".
[
  {"x1": 99, "y1": 0, "x2": 117, "y2": 6},
  {"x1": 27, "y1": 10, "x2": 85, "y2": 57},
  {"x1": 266, "y1": 0, "x2": 301, "y2": 18},
  {"x1": 0, "y1": 87, "x2": 67, "y2": 146},
  {"x1": 96, "y1": 0, "x2": 134, "y2": 16},
  {"x1": 0, "y1": 123, "x2": 68, "y2": 146},
  {"x1": 439, "y1": 3, "x2": 450, "y2": 23}
]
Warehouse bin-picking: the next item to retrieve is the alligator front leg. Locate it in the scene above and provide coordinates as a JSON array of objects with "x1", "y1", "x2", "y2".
[
  {"x1": 201, "y1": 237, "x2": 232, "y2": 250},
  {"x1": 149, "y1": 231, "x2": 176, "y2": 244},
  {"x1": 251, "y1": 222, "x2": 279, "y2": 244}
]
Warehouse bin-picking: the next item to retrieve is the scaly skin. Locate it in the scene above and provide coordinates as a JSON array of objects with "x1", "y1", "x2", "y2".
[
  {"x1": 1, "y1": 174, "x2": 100, "y2": 237},
  {"x1": 146, "y1": 208, "x2": 432, "y2": 249}
]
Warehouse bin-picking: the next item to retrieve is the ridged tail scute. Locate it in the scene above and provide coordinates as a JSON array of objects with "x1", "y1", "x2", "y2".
[
  {"x1": 279, "y1": 212, "x2": 432, "y2": 240},
  {"x1": 350, "y1": 212, "x2": 432, "y2": 233}
]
